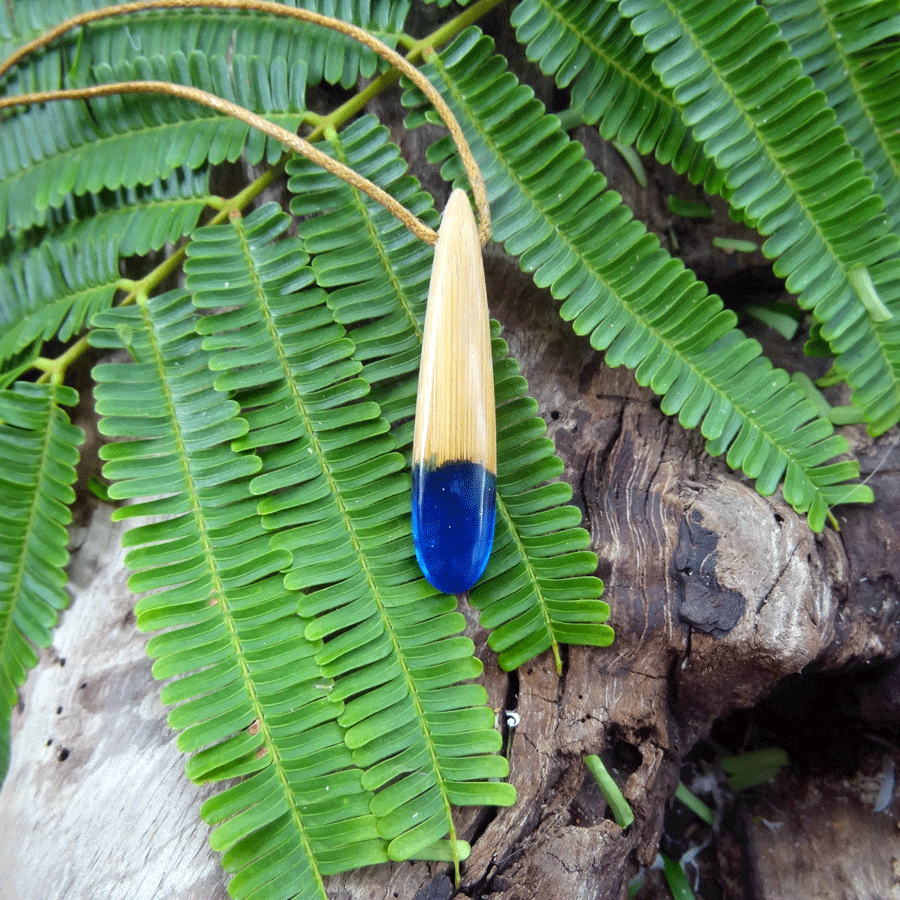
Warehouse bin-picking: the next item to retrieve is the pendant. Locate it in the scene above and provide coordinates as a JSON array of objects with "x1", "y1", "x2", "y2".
[{"x1": 411, "y1": 189, "x2": 496, "y2": 595}]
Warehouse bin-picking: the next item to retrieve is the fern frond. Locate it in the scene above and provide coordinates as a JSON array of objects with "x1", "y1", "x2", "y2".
[
  {"x1": 0, "y1": 50, "x2": 305, "y2": 230},
  {"x1": 0, "y1": 381, "x2": 83, "y2": 784},
  {"x1": 402, "y1": 27, "x2": 873, "y2": 530},
  {"x1": 183, "y1": 200, "x2": 514, "y2": 865},
  {"x1": 31, "y1": 164, "x2": 213, "y2": 257},
  {"x1": 832, "y1": 3, "x2": 900, "y2": 220},
  {"x1": 286, "y1": 119, "x2": 437, "y2": 424},
  {"x1": 765, "y1": 0, "x2": 900, "y2": 236},
  {"x1": 89, "y1": 292, "x2": 389, "y2": 899},
  {"x1": 0, "y1": 0, "x2": 411, "y2": 93},
  {"x1": 511, "y1": 0, "x2": 721, "y2": 189},
  {"x1": 614, "y1": 0, "x2": 900, "y2": 435},
  {"x1": 286, "y1": 115, "x2": 613, "y2": 671},
  {"x1": 0, "y1": 238, "x2": 119, "y2": 365}
]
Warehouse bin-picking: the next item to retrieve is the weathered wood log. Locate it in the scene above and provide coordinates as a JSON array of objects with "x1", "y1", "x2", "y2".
[
  {"x1": 0, "y1": 509, "x2": 229, "y2": 900},
  {"x1": 3, "y1": 243, "x2": 897, "y2": 899},
  {"x1": 3, "y1": 99, "x2": 899, "y2": 900},
  {"x1": 750, "y1": 762, "x2": 900, "y2": 900}
]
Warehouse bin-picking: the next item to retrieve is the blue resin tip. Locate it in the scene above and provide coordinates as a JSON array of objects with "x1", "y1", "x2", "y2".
[{"x1": 412, "y1": 460, "x2": 496, "y2": 595}]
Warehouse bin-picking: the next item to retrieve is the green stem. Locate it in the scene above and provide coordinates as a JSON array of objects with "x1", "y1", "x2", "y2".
[
  {"x1": 662, "y1": 855, "x2": 696, "y2": 900},
  {"x1": 674, "y1": 781, "x2": 714, "y2": 826},
  {"x1": 394, "y1": 31, "x2": 417, "y2": 52},
  {"x1": 309, "y1": 0, "x2": 507, "y2": 140},
  {"x1": 34, "y1": 337, "x2": 90, "y2": 385},
  {"x1": 414, "y1": 0, "x2": 507, "y2": 54},
  {"x1": 30, "y1": 0, "x2": 505, "y2": 381}
]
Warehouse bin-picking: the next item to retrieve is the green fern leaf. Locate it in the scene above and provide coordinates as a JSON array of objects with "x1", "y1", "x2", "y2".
[
  {"x1": 183, "y1": 201, "x2": 514, "y2": 864},
  {"x1": 0, "y1": 50, "x2": 305, "y2": 231},
  {"x1": 614, "y1": 0, "x2": 900, "y2": 435},
  {"x1": 511, "y1": 0, "x2": 722, "y2": 189},
  {"x1": 32, "y1": 164, "x2": 213, "y2": 257},
  {"x1": 89, "y1": 292, "x2": 389, "y2": 898},
  {"x1": 0, "y1": 381, "x2": 83, "y2": 785},
  {"x1": 0, "y1": 0, "x2": 411, "y2": 92},
  {"x1": 765, "y1": 0, "x2": 900, "y2": 236},
  {"x1": 401, "y1": 27, "x2": 872, "y2": 530},
  {"x1": 286, "y1": 119, "x2": 437, "y2": 424},
  {"x1": 0, "y1": 238, "x2": 120, "y2": 365},
  {"x1": 0, "y1": 166, "x2": 212, "y2": 366},
  {"x1": 286, "y1": 115, "x2": 613, "y2": 671}
]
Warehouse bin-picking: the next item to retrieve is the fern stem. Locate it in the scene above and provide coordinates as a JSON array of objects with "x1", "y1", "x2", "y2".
[
  {"x1": 0, "y1": 0, "x2": 492, "y2": 244},
  {"x1": 302, "y1": 111, "x2": 327, "y2": 128},
  {"x1": 202, "y1": 196, "x2": 229, "y2": 212},
  {"x1": 410, "y1": 0, "x2": 509, "y2": 55},
  {"x1": 33, "y1": 337, "x2": 90, "y2": 385},
  {"x1": 394, "y1": 32, "x2": 417, "y2": 52},
  {"x1": 298, "y1": 0, "x2": 508, "y2": 145}
]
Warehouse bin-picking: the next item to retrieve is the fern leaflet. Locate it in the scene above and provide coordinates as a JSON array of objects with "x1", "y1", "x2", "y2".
[
  {"x1": 402, "y1": 26, "x2": 872, "y2": 530},
  {"x1": 0, "y1": 239, "x2": 120, "y2": 366},
  {"x1": 615, "y1": 0, "x2": 900, "y2": 435},
  {"x1": 90, "y1": 292, "x2": 389, "y2": 899},
  {"x1": 770, "y1": 0, "x2": 900, "y2": 246},
  {"x1": 286, "y1": 114, "x2": 613, "y2": 671},
  {"x1": 0, "y1": 50, "x2": 305, "y2": 231},
  {"x1": 764, "y1": 0, "x2": 900, "y2": 238},
  {"x1": 512, "y1": 0, "x2": 722, "y2": 190},
  {"x1": 183, "y1": 201, "x2": 515, "y2": 865},
  {"x1": 31, "y1": 164, "x2": 214, "y2": 258},
  {"x1": 0, "y1": 381, "x2": 83, "y2": 785},
  {"x1": 0, "y1": 0, "x2": 412, "y2": 93}
]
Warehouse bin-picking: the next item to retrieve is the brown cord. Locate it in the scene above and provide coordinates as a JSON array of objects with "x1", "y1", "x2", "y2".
[
  {"x1": 0, "y1": 0, "x2": 491, "y2": 245},
  {"x1": 0, "y1": 81, "x2": 439, "y2": 244}
]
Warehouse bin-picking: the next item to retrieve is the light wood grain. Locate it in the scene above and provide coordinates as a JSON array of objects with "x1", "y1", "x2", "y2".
[{"x1": 413, "y1": 188, "x2": 496, "y2": 472}]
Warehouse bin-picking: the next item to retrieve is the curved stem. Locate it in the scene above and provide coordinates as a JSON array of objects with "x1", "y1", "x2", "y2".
[
  {"x1": 0, "y1": 80, "x2": 440, "y2": 245},
  {"x1": 0, "y1": 0, "x2": 491, "y2": 244},
  {"x1": 34, "y1": 335, "x2": 90, "y2": 385}
]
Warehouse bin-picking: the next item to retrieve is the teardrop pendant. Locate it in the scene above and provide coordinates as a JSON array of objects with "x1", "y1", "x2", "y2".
[{"x1": 412, "y1": 189, "x2": 496, "y2": 595}]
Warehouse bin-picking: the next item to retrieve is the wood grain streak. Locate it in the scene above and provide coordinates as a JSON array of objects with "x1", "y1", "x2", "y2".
[{"x1": 413, "y1": 189, "x2": 496, "y2": 472}]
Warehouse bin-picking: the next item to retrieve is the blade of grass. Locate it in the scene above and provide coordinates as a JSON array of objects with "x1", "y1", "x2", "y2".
[
  {"x1": 720, "y1": 747, "x2": 789, "y2": 791},
  {"x1": 584, "y1": 754, "x2": 634, "y2": 829},
  {"x1": 662, "y1": 854, "x2": 696, "y2": 900}
]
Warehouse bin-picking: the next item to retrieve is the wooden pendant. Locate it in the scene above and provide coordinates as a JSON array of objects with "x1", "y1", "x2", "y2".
[{"x1": 412, "y1": 189, "x2": 496, "y2": 595}]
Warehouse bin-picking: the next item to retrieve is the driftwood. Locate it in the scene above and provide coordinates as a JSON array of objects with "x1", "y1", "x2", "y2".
[
  {"x1": 2, "y1": 249, "x2": 898, "y2": 898},
  {"x1": 3, "y1": 118, "x2": 900, "y2": 900}
]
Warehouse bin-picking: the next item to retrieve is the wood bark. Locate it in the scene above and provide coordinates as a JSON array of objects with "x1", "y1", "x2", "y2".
[
  {"x1": 2, "y1": 244, "x2": 898, "y2": 898},
  {"x1": 2, "y1": 111, "x2": 899, "y2": 900}
]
